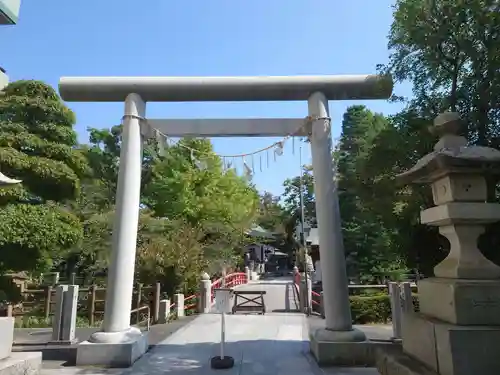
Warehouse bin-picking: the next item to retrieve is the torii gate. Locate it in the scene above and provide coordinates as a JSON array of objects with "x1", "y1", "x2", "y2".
[{"x1": 58, "y1": 75, "x2": 392, "y2": 366}]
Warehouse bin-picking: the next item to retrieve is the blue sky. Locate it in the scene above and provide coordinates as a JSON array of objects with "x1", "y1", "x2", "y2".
[{"x1": 2, "y1": 0, "x2": 409, "y2": 196}]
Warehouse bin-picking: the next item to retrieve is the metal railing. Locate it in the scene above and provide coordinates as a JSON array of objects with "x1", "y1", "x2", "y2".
[{"x1": 294, "y1": 273, "x2": 417, "y2": 339}]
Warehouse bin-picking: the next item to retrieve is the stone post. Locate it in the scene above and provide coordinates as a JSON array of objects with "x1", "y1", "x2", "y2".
[
  {"x1": 0, "y1": 315, "x2": 41, "y2": 373},
  {"x1": 51, "y1": 285, "x2": 68, "y2": 342},
  {"x1": 175, "y1": 293, "x2": 185, "y2": 318},
  {"x1": 300, "y1": 278, "x2": 312, "y2": 314},
  {"x1": 388, "y1": 282, "x2": 402, "y2": 340},
  {"x1": 0, "y1": 317, "x2": 14, "y2": 360},
  {"x1": 198, "y1": 272, "x2": 211, "y2": 313},
  {"x1": 245, "y1": 266, "x2": 251, "y2": 283},
  {"x1": 308, "y1": 92, "x2": 366, "y2": 364},
  {"x1": 221, "y1": 268, "x2": 227, "y2": 287},
  {"x1": 51, "y1": 285, "x2": 78, "y2": 343},
  {"x1": 400, "y1": 282, "x2": 413, "y2": 313},
  {"x1": 61, "y1": 285, "x2": 78, "y2": 343},
  {"x1": 158, "y1": 299, "x2": 171, "y2": 324},
  {"x1": 376, "y1": 112, "x2": 500, "y2": 375}
]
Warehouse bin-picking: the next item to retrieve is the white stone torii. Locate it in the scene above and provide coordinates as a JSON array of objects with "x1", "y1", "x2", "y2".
[{"x1": 58, "y1": 74, "x2": 392, "y2": 366}]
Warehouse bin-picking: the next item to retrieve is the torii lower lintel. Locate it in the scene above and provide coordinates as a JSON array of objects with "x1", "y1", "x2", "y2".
[{"x1": 146, "y1": 118, "x2": 310, "y2": 138}]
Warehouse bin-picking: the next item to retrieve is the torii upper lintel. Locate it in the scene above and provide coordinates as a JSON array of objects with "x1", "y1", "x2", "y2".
[{"x1": 58, "y1": 74, "x2": 393, "y2": 102}]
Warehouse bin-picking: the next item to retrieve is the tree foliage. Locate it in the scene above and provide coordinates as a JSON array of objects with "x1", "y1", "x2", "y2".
[
  {"x1": 282, "y1": 164, "x2": 316, "y2": 225},
  {"x1": 72, "y1": 135, "x2": 260, "y2": 292},
  {"x1": 279, "y1": 1, "x2": 500, "y2": 281},
  {"x1": 0, "y1": 81, "x2": 86, "y2": 275},
  {"x1": 257, "y1": 192, "x2": 285, "y2": 232},
  {"x1": 144, "y1": 138, "x2": 258, "y2": 228},
  {"x1": 337, "y1": 106, "x2": 409, "y2": 282},
  {"x1": 5, "y1": 0, "x2": 500, "y2": 293}
]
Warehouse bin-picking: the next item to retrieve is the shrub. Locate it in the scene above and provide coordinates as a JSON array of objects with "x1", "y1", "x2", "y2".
[
  {"x1": 349, "y1": 294, "x2": 420, "y2": 324},
  {"x1": 14, "y1": 315, "x2": 102, "y2": 328},
  {"x1": 350, "y1": 295, "x2": 391, "y2": 324}
]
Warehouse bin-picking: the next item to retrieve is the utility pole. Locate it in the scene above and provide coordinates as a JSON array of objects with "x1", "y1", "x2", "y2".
[{"x1": 299, "y1": 144, "x2": 311, "y2": 315}]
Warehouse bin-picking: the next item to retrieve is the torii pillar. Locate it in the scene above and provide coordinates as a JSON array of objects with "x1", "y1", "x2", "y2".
[{"x1": 59, "y1": 74, "x2": 392, "y2": 367}]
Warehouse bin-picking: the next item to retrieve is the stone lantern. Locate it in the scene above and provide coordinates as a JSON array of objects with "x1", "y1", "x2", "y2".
[
  {"x1": 0, "y1": 172, "x2": 40, "y2": 375},
  {"x1": 0, "y1": 171, "x2": 21, "y2": 186},
  {"x1": 376, "y1": 112, "x2": 500, "y2": 375}
]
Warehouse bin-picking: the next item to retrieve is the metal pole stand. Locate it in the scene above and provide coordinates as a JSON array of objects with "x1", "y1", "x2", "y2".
[{"x1": 210, "y1": 288, "x2": 235, "y2": 370}]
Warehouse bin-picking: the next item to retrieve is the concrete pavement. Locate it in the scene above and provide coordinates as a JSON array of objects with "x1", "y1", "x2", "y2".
[
  {"x1": 232, "y1": 277, "x2": 300, "y2": 313},
  {"x1": 37, "y1": 278, "x2": 383, "y2": 375}
]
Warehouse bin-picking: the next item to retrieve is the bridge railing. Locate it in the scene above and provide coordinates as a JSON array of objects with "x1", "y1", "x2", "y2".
[
  {"x1": 210, "y1": 272, "x2": 247, "y2": 305},
  {"x1": 161, "y1": 270, "x2": 249, "y2": 321}
]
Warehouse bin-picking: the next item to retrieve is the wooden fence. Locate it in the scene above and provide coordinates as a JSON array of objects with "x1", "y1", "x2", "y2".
[{"x1": 3, "y1": 282, "x2": 163, "y2": 325}]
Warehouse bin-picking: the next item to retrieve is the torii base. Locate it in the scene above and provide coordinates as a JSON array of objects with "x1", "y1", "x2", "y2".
[
  {"x1": 309, "y1": 327, "x2": 394, "y2": 367},
  {"x1": 76, "y1": 328, "x2": 148, "y2": 368}
]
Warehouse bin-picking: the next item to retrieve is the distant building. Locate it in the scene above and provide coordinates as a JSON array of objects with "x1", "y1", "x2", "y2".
[
  {"x1": 294, "y1": 219, "x2": 313, "y2": 243},
  {"x1": 244, "y1": 225, "x2": 278, "y2": 263},
  {"x1": 0, "y1": 0, "x2": 21, "y2": 24},
  {"x1": 294, "y1": 219, "x2": 322, "y2": 283},
  {"x1": 245, "y1": 243, "x2": 276, "y2": 263},
  {"x1": 1, "y1": 0, "x2": 22, "y2": 90}
]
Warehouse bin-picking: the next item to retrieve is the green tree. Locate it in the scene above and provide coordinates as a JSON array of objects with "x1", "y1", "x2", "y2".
[
  {"x1": 144, "y1": 138, "x2": 260, "y2": 269},
  {"x1": 144, "y1": 138, "x2": 259, "y2": 228},
  {"x1": 136, "y1": 218, "x2": 207, "y2": 297},
  {"x1": 65, "y1": 124, "x2": 161, "y2": 277},
  {"x1": 282, "y1": 165, "x2": 316, "y2": 223},
  {"x1": 375, "y1": 0, "x2": 500, "y2": 272},
  {"x1": 337, "y1": 106, "x2": 408, "y2": 282},
  {"x1": 0, "y1": 81, "x2": 88, "y2": 275},
  {"x1": 76, "y1": 135, "x2": 260, "y2": 285},
  {"x1": 257, "y1": 191, "x2": 285, "y2": 232}
]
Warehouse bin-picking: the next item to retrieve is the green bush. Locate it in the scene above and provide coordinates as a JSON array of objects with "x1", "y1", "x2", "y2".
[
  {"x1": 14, "y1": 315, "x2": 102, "y2": 328},
  {"x1": 349, "y1": 294, "x2": 420, "y2": 324},
  {"x1": 350, "y1": 295, "x2": 391, "y2": 324}
]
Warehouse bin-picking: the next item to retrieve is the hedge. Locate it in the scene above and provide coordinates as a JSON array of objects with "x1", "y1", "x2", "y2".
[
  {"x1": 311, "y1": 292, "x2": 420, "y2": 324},
  {"x1": 349, "y1": 294, "x2": 420, "y2": 324}
]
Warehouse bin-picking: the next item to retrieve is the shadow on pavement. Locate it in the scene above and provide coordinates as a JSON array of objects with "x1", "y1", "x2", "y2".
[
  {"x1": 245, "y1": 281, "x2": 290, "y2": 286},
  {"x1": 35, "y1": 340, "x2": 379, "y2": 375},
  {"x1": 272, "y1": 309, "x2": 301, "y2": 313},
  {"x1": 13, "y1": 315, "x2": 198, "y2": 366},
  {"x1": 124, "y1": 339, "x2": 324, "y2": 375},
  {"x1": 307, "y1": 315, "x2": 394, "y2": 342}
]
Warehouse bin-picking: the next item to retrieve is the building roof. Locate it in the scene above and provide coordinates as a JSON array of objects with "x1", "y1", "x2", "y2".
[
  {"x1": 0, "y1": 0, "x2": 21, "y2": 25},
  {"x1": 246, "y1": 225, "x2": 277, "y2": 239},
  {"x1": 306, "y1": 228, "x2": 319, "y2": 246}
]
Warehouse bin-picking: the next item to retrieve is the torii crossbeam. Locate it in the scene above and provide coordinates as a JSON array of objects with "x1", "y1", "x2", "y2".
[{"x1": 58, "y1": 74, "x2": 392, "y2": 366}]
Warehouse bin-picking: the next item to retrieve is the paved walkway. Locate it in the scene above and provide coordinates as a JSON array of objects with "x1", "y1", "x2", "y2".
[
  {"x1": 229, "y1": 277, "x2": 300, "y2": 313},
  {"x1": 118, "y1": 278, "x2": 377, "y2": 375},
  {"x1": 40, "y1": 278, "x2": 381, "y2": 375}
]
